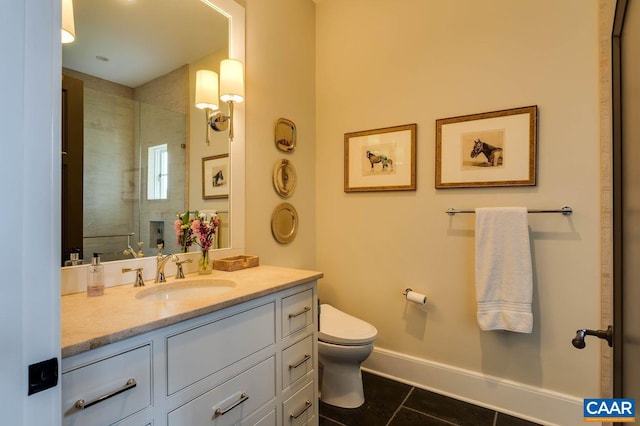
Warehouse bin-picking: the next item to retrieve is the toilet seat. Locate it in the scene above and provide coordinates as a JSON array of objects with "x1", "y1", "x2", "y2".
[{"x1": 319, "y1": 304, "x2": 377, "y2": 346}]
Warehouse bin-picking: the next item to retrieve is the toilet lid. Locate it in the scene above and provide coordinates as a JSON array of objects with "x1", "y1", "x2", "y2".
[{"x1": 319, "y1": 304, "x2": 377, "y2": 345}]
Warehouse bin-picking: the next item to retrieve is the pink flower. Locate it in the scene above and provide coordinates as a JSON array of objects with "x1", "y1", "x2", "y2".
[{"x1": 175, "y1": 211, "x2": 218, "y2": 252}]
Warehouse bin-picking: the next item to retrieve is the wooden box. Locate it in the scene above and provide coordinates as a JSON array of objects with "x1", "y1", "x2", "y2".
[{"x1": 213, "y1": 255, "x2": 259, "y2": 272}]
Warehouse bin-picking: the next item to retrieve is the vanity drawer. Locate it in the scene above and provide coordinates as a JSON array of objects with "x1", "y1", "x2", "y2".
[
  {"x1": 168, "y1": 356, "x2": 276, "y2": 426},
  {"x1": 251, "y1": 409, "x2": 276, "y2": 426},
  {"x1": 282, "y1": 290, "x2": 313, "y2": 338},
  {"x1": 283, "y1": 381, "x2": 315, "y2": 426},
  {"x1": 167, "y1": 302, "x2": 275, "y2": 394},
  {"x1": 282, "y1": 335, "x2": 313, "y2": 389},
  {"x1": 62, "y1": 345, "x2": 151, "y2": 426}
]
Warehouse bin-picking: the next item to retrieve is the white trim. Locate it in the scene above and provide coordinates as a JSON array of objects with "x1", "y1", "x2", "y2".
[
  {"x1": 363, "y1": 347, "x2": 596, "y2": 426},
  {"x1": 0, "y1": 0, "x2": 62, "y2": 423}
]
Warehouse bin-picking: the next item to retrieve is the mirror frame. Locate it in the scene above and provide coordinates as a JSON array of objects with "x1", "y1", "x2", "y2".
[{"x1": 199, "y1": 0, "x2": 245, "y2": 254}]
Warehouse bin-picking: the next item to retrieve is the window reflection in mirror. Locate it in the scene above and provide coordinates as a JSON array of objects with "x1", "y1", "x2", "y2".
[
  {"x1": 148, "y1": 144, "x2": 169, "y2": 201},
  {"x1": 61, "y1": 0, "x2": 230, "y2": 266}
]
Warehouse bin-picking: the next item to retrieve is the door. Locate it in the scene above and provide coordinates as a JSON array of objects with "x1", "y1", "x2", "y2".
[
  {"x1": 0, "y1": 0, "x2": 62, "y2": 424},
  {"x1": 574, "y1": 0, "x2": 640, "y2": 407},
  {"x1": 613, "y1": 0, "x2": 640, "y2": 402}
]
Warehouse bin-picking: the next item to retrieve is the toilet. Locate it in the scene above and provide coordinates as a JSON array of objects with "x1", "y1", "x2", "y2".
[{"x1": 318, "y1": 304, "x2": 377, "y2": 408}]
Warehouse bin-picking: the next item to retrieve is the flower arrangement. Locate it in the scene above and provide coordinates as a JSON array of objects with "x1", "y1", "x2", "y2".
[
  {"x1": 175, "y1": 211, "x2": 220, "y2": 274},
  {"x1": 174, "y1": 211, "x2": 220, "y2": 253},
  {"x1": 174, "y1": 211, "x2": 194, "y2": 253},
  {"x1": 191, "y1": 212, "x2": 220, "y2": 251}
]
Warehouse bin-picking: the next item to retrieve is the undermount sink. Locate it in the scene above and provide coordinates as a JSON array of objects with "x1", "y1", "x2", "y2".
[{"x1": 135, "y1": 279, "x2": 236, "y2": 302}]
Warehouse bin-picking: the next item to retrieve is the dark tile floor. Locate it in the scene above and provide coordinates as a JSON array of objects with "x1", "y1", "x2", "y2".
[{"x1": 319, "y1": 371, "x2": 541, "y2": 426}]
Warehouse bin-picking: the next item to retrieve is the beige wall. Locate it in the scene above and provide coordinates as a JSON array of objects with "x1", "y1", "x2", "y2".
[
  {"x1": 243, "y1": 0, "x2": 317, "y2": 269},
  {"x1": 315, "y1": 0, "x2": 601, "y2": 399}
]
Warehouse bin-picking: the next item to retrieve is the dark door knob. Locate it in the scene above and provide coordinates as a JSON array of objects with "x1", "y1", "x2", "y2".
[{"x1": 572, "y1": 326, "x2": 613, "y2": 348}]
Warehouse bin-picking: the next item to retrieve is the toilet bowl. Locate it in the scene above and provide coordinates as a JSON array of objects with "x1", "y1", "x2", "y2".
[{"x1": 318, "y1": 304, "x2": 377, "y2": 408}]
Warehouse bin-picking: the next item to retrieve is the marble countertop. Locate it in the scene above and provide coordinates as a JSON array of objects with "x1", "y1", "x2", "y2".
[{"x1": 61, "y1": 265, "x2": 323, "y2": 358}]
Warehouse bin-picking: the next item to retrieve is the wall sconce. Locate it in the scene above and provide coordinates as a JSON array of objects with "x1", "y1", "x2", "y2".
[
  {"x1": 61, "y1": 0, "x2": 76, "y2": 44},
  {"x1": 195, "y1": 59, "x2": 244, "y2": 143}
]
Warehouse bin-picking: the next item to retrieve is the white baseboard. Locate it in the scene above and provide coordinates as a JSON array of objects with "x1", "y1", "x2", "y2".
[{"x1": 362, "y1": 347, "x2": 595, "y2": 426}]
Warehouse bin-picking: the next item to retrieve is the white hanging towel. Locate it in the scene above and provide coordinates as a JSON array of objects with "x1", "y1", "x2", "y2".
[{"x1": 475, "y1": 207, "x2": 533, "y2": 333}]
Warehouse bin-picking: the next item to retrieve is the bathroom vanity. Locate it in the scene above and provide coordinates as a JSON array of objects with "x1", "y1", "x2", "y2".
[{"x1": 61, "y1": 265, "x2": 322, "y2": 426}]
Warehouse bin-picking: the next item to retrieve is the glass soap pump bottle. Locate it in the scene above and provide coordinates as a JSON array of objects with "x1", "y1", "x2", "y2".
[{"x1": 87, "y1": 252, "x2": 104, "y2": 297}]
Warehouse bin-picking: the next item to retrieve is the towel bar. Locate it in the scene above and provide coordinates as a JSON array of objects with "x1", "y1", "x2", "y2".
[{"x1": 446, "y1": 206, "x2": 572, "y2": 216}]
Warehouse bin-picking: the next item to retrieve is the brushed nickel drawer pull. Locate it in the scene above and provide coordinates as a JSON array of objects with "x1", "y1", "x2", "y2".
[
  {"x1": 74, "y1": 378, "x2": 136, "y2": 409},
  {"x1": 288, "y1": 306, "x2": 310, "y2": 318},
  {"x1": 290, "y1": 400, "x2": 312, "y2": 419},
  {"x1": 213, "y1": 392, "x2": 249, "y2": 418},
  {"x1": 289, "y1": 354, "x2": 311, "y2": 369}
]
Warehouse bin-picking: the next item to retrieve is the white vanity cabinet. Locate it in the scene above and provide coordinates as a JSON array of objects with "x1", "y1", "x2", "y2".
[
  {"x1": 61, "y1": 344, "x2": 152, "y2": 426},
  {"x1": 62, "y1": 280, "x2": 318, "y2": 426}
]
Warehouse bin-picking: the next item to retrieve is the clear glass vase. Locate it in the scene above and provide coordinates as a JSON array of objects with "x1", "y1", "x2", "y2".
[{"x1": 198, "y1": 249, "x2": 213, "y2": 274}]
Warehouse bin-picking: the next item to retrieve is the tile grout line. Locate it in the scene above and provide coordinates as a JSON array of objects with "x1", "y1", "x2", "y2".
[
  {"x1": 386, "y1": 386, "x2": 415, "y2": 426},
  {"x1": 319, "y1": 413, "x2": 347, "y2": 426},
  {"x1": 400, "y1": 406, "x2": 459, "y2": 425}
]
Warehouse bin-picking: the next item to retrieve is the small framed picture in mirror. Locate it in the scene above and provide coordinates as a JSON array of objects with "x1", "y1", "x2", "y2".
[
  {"x1": 275, "y1": 118, "x2": 296, "y2": 152},
  {"x1": 202, "y1": 154, "x2": 229, "y2": 199}
]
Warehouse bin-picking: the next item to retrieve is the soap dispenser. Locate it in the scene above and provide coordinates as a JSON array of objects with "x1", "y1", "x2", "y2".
[{"x1": 87, "y1": 252, "x2": 104, "y2": 297}]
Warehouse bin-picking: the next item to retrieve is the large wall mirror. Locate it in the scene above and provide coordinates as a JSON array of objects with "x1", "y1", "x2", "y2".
[{"x1": 61, "y1": 0, "x2": 245, "y2": 267}]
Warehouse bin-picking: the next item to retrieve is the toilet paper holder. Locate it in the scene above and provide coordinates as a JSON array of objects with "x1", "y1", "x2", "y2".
[{"x1": 402, "y1": 288, "x2": 427, "y2": 305}]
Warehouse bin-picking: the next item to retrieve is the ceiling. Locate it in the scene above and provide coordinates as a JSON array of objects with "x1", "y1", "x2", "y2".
[{"x1": 62, "y1": 0, "x2": 229, "y2": 88}]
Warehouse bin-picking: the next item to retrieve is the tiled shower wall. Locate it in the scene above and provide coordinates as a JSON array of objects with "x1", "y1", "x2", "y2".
[{"x1": 62, "y1": 66, "x2": 188, "y2": 261}]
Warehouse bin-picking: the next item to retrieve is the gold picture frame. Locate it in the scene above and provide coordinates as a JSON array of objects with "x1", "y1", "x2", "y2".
[
  {"x1": 435, "y1": 106, "x2": 537, "y2": 188},
  {"x1": 344, "y1": 123, "x2": 417, "y2": 192},
  {"x1": 202, "y1": 154, "x2": 229, "y2": 199}
]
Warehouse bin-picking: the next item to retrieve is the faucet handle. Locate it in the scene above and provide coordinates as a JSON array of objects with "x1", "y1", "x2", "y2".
[
  {"x1": 122, "y1": 267, "x2": 145, "y2": 287},
  {"x1": 173, "y1": 257, "x2": 193, "y2": 279}
]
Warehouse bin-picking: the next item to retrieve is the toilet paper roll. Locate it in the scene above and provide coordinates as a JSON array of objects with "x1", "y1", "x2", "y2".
[{"x1": 406, "y1": 290, "x2": 427, "y2": 305}]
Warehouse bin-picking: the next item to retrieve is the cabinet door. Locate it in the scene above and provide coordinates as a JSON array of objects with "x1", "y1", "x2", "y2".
[
  {"x1": 246, "y1": 409, "x2": 275, "y2": 426},
  {"x1": 167, "y1": 302, "x2": 275, "y2": 394},
  {"x1": 282, "y1": 290, "x2": 313, "y2": 338},
  {"x1": 62, "y1": 345, "x2": 151, "y2": 426},
  {"x1": 283, "y1": 381, "x2": 315, "y2": 426},
  {"x1": 168, "y1": 357, "x2": 276, "y2": 426},
  {"x1": 282, "y1": 335, "x2": 313, "y2": 389}
]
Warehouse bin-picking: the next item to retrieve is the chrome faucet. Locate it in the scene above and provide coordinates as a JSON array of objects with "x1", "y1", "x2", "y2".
[
  {"x1": 174, "y1": 258, "x2": 193, "y2": 279},
  {"x1": 156, "y1": 254, "x2": 177, "y2": 283},
  {"x1": 155, "y1": 243, "x2": 178, "y2": 283},
  {"x1": 122, "y1": 267, "x2": 145, "y2": 287},
  {"x1": 122, "y1": 233, "x2": 144, "y2": 259}
]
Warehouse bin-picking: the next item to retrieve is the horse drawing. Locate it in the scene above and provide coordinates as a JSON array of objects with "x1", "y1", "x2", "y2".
[
  {"x1": 470, "y1": 139, "x2": 503, "y2": 166},
  {"x1": 212, "y1": 170, "x2": 224, "y2": 186},
  {"x1": 366, "y1": 150, "x2": 393, "y2": 170}
]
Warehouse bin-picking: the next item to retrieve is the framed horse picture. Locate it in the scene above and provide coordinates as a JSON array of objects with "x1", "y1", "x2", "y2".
[
  {"x1": 344, "y1": 123, "x2": 417, "y2": 192},
  {"x1": 435, "y1": 106, "x2": 537, "y2": 188},
  {"x1": 202, "y1": 154, "x2": 229, "y2": 199}
]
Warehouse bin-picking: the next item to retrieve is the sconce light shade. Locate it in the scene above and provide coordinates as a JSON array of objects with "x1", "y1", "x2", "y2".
[
  {"x1": 61, "y1": 0, "x2": 76, "y2": 44},
  {"x1": 195, "y1": 70, "x2": 219, "y2": 110},
  {"x1": 220, "y1": 59, "x2": 244, "y2": 103}
]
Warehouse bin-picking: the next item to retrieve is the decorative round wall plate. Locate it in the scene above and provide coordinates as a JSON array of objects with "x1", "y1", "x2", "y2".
[
  {"x1": 271, "y1": 202, "x2": 298, "y2": 244},
  {"x1": 272, "y1": 159, "x2": 297, "y2": 198},
  {"x1": 275, "y1": 118, "x2": 296, "y2": 152}
]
